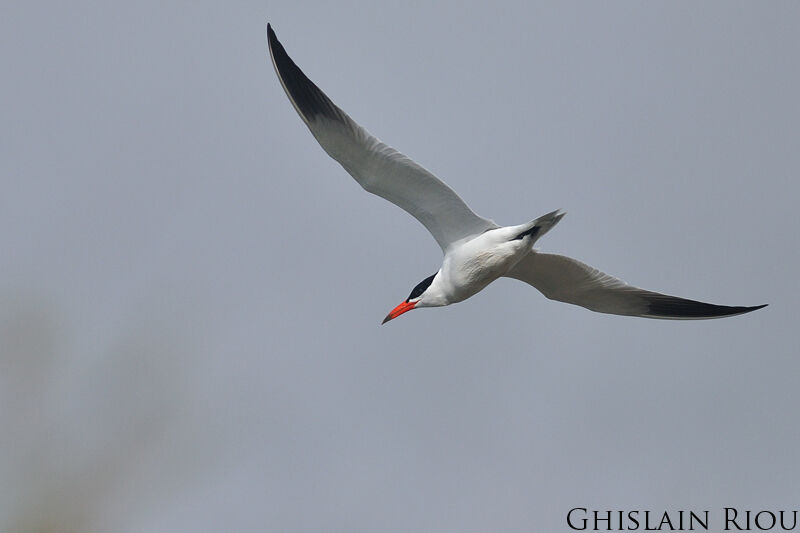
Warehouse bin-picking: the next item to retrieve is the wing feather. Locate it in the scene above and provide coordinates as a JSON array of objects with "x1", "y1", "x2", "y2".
[
  {"x1": 505, "y1": 252, "x2": 767, "y2": 319},
  {"x1": 267, "y1": 24, "x2": 496, "y2": 252}
]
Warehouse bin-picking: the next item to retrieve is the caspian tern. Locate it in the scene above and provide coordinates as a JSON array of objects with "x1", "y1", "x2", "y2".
[{"x1": 266, "y1": 24, "x2": 766, "y2": 324}]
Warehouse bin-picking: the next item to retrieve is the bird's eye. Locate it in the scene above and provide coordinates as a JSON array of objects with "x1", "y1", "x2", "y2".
[{"x1": 406, "y1": 273, "x2": 436, "y2": 302}]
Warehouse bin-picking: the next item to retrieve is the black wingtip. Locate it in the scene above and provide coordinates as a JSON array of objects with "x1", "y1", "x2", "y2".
[
  {"x1": 266, "y1": 23, "x2": 342, "y2": 122},
  {"x1": 732, "y1": 303, "x2": 768, "y2": 315},
  {"x1": 646, "y1": 296, "x2": 768, "y2": 319},
  {"x1": 266, "y1": 23, "x2": 278, "y2": 52}
]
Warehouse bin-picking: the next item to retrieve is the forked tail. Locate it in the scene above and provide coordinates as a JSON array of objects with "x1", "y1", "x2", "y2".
[{"x1": 513, "y1": 209, "x2": 566, "y2": 242}]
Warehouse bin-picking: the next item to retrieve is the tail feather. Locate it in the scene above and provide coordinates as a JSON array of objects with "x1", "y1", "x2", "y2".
[{"x1": 513, "y1": 209, "x2": 565, "y2": 242}]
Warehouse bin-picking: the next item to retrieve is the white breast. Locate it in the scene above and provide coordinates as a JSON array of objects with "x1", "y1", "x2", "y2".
[{"x1": 439, "y1": 229, "x2": 532, "y2": 303}]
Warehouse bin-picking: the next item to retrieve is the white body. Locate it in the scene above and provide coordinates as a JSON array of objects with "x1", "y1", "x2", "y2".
[
  {"x1": 433, "y1": 231, "x2": 533, "y2": 306},
  {"x1": 426, "y1": 216, "x2": 561, "y2": 307}
]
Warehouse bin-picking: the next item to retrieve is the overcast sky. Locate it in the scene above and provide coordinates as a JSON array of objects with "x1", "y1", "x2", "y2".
[{"x1": 1, "y1": 1, "x2": 798, "y2": 531}]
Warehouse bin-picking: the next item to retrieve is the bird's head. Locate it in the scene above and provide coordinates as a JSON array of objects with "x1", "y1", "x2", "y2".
[{"x1": 382, "y1": 271, "x2": 444, "y2": 324}]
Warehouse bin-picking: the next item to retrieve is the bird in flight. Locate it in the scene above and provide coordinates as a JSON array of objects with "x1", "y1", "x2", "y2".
[{"x1": 266, "y1": 24, "x2": 766, "y2": 324}]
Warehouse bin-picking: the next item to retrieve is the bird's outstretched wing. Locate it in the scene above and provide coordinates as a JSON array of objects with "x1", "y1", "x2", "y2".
[
  {"x1": 505, "y1": 252, "x2": 767, "y2": 319},
  {"x1": 267, "y1": 24, "x2": 496, "y2": 252}
]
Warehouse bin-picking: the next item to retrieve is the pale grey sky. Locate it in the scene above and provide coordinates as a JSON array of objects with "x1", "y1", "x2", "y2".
[{"x1": 1, "y1": 1, "x2": 798, "y2": 531}]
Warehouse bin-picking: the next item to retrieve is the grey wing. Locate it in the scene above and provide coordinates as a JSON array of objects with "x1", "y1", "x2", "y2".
[
  {"x1": 505, "y1": 252, "x2": 767, "y2": 319},
  {"x1": 267, "y1": 24, "x2": 497, "y2": 252}
]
